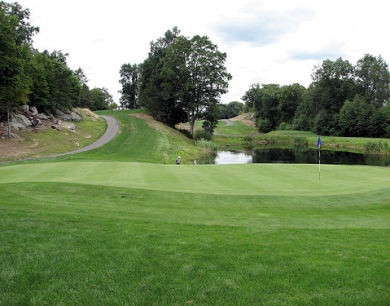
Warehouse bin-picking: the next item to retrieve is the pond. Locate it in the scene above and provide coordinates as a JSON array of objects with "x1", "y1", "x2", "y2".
[{"x1": 196, "y1": 148, "x2": 390, "y2": 166}]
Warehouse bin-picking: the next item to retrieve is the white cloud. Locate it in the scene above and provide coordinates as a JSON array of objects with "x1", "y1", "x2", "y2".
[{"x1": 16, "y1": 0, "x2": 390, "y2": 104}]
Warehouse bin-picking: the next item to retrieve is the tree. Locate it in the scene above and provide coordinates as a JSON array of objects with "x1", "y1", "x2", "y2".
[
  {"x1": 278, "y1": 83, "x2": 306, "y2": 124},
  {"x1": 0, "y1": 3, "x2": 32, "y2": 137},
  {"x1": 161, "y1": 34, "x2": 232, "y2": 135},
  {"x1": 218, "y1": 101, "x2": 244, "y2": 119},
  {"x1": 119, "y1": 63, "x2": 140, "y2": 109},
  {"x1": 311, "y1": 58, "x2": 357, "y2": 114},
  {"x1": 0, "y1": 1, "x2": 39, "y2": 46},
  {"x1": 242, "y1": 83, "x2": 261, "y2": 111},
  {"x1": 339, "y1": 95, "x2": 390, "y2": 138},
  {"x1": 41, "y1": 50, "x2": 81, "y2": 111},
  {"x1": 89, "y1": 87, "x2": 112, "y2": 110},
  {"x1": 355, "y1": 54, "x2": 390, "y2": 107},
  {"x1": 139, "y1": 27, "x2": 184, "y2": 126}
]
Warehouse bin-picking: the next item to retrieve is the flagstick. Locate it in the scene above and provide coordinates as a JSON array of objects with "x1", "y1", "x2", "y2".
[{"x1": 318, "y1": 148, "x2": 321, "y2": 180}]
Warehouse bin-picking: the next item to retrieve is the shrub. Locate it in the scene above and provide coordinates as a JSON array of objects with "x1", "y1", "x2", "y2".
[
  {"x1": 258, "y1": 119, "x2": 272, "y2": 133},
  {"x1": 293, "y1": 136, "x2": 308, "y2": 147},
  {"x1": 193, "y1": 130, "x2": 212, "y2": 141},
  {"x1": 178, "y1": 128, "x2": 192, "y2": 139},
  {"x1": 279, "y1": 122, "x2": 298, "y2": 131}
]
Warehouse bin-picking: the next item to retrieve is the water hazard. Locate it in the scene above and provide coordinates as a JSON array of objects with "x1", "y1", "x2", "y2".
[{"x1": 197, "y1": 148, "x2": 389, "y2": 166}]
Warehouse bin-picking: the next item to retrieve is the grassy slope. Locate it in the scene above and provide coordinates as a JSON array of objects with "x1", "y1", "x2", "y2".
[
  {"x1": 0, "y1": 114, "x2": 107, "y2": 162},
  {"x1": 1, "y1": 110, "x2": 389, "y2": 305},
  {"x1": 64, "y1": 110, "x2": 204, "y2": 164}
]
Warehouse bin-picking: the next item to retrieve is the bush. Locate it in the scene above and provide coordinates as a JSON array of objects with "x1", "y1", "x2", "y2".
[
  {"x1": 279, "y1": 122, "x2": 298, "y2": 131},
  {"x1": 258, "y1": 119, "x2": 272, "y2": 133},
  {"x1": 293, "y1": 136, "x2": 308, "y2": 147},
  {"x1": 178, "y1": 128, "x2": 192, "y2": 139},
  {"x1": 193, "y1": 130, "x2": 212, "y2": 141}
]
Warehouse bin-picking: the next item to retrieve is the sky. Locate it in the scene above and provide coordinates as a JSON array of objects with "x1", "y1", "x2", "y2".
[{"x1": 16, "y1": 0, "x2": 390, "y2": 104}]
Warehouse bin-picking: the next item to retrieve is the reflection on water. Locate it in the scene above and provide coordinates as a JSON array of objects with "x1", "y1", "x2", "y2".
[
  {"x1": 196, "y1": 148, "x2": 389, "y2": 166},
  {"x1": 214, "y1": 151, "x2": 252, "y2": 164}
]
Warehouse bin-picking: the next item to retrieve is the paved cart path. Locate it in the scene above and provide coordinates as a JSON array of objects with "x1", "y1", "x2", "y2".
[{"x1": 52, "y1": 115, "x2": 119, "y2": 157}]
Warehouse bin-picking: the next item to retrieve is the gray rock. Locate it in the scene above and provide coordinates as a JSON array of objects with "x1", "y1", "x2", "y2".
[
  {"x1": 55, "y1": 108, "x2": 83, "y2": 122},
  {"x1": 19, "y1": 105, "x2": 29, "y2": 113},
  {"x1": 11, "y1": 114, "x2": 32, "y2": 130},
  {"x1": 37, "y1": 113, "x2": 49, "y2": 120},
  {"x1": 61, "y1": 122, "x2": 76, "y2": 131},
  {"x1": 30, "y1": 106, "x2": 38, "y2": 116}
]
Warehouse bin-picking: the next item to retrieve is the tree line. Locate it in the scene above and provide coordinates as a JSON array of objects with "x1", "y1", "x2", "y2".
[
  {"x1": 0, "y1": 1, "x2": 115, "y2": 129},
  {"x1": 242, "y1": 55, "x2": 390, "y2": 138},
  {"x1": 120, "y1": 28, "x2": 389, "y2": 139}
]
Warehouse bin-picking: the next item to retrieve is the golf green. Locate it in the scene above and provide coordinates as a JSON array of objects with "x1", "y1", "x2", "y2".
[{"x1": 0, "y1": 161, "x2": 388, "y2": 196}]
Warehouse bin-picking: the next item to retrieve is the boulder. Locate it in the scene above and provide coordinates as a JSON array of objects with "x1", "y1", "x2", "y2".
[
  {"x1": 10, "y1": 114, "x2": 32, "y2": 130},
  {"x1": 61, "y1": 122, "x2": 76, "y2": 131},
  {"x1": 19, "y1": 105, "x2": 29, "y2": 113},
  {"x1": 30, "y1": 106, "x2": 39, "y2": 116},
  {"x1": 55, "y1": 108, "x2": 83, "y2": 122},
  {"x1": 37, "y1": 113, "x2": 49, "y2": 120}
]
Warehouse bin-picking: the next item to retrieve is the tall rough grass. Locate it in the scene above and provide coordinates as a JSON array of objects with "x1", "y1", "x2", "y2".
[
  {"x1": 196, "y1": 138, "x2": 217, "y2": 152},
  {"x1": 365, "y1": 141, "x2": 390, "y2": 156}
]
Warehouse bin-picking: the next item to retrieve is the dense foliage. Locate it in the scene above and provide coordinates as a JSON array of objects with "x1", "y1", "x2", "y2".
[
  {"x1": 0, "y1": 1, "x2": 114, "y2": 127},
  {"x1": 218, "y1": 101, "x2": 245, "y2": 119},
  {"x1": 242, "y1": 56, "x2": 390, "y2": 137},
  {"x1": 122, "y1": 27, "x2": 232, "y2": 135}
]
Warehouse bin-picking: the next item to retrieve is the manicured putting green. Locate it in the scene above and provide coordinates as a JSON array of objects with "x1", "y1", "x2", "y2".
[{"x1": 0, "y1": 162, "x2": 388, "y2": 196}]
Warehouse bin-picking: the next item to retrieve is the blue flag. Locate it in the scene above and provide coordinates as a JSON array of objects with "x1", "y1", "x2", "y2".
[{"x1": 317, "y1": 136, "x2": 322, "y2": 149}]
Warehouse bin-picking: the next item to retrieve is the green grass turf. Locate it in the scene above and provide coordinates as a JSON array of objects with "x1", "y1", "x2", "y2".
[
  {"x1": 1, "y1": 110, "x2": 389, "y2": 305},
  {"x1": 1, "y1": 181, "x2": 389, "y2": 305},
  {"x1": 0, "y1": 162, "x2": 388, "y2": 196}
]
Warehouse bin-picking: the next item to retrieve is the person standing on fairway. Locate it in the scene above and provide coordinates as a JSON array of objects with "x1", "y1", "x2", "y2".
[{"x1": 176, "y1": 156, "x2": 181, "y2": 165}]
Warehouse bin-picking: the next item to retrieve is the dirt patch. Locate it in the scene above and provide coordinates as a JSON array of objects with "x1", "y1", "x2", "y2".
[
  {"x1": 78, "y1": 108, "x2": 99, "y2": 121},
  {"x1": 230, "y1": 113, "x2": 256, "y2": 127},
  {"x1": 0, "y1": 137, "x2": 36, "y2": 161},
  {"x1": 131, "y1": 113, "x2": 173, "y2": 133}
]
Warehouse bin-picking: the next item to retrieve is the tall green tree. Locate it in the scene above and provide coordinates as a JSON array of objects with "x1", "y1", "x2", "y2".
[
  {"x1": 278, "y1": 83, "x2": 306, "y2": 124},
  {"x1": 89, "y1": 87, "x2": 112, "y2": 111},
  {"x1": 355, "y1": 54, "x2": 390, "y2": 107},
  {"x1": 119, "y1": 63, "x2": 140, "y2": 109},
  {"x1": 243, "y1": 84, "x2": 281, "y2": 132},
  {"x1": 218, "y1": 101, "x2": 244, "y2": 119},
  {"x1": 0, "y1": 1, "x2": 39, "y2": 46},
  {"x1": 139, "y1": 27, "x2": 184, "y2": 126},
  {"x1": 311, "y1": 58, "x2": 357, "y2": 114},
  {"x1": 242, "y1": 83, "x2": 261, "y2": 111},
  {"x1": 161, "y1": 34, "x2": 232, "y2": 135},
  {"x1": 73, "y1": 68, "x2": 90, "y2": 108},
  {"x1": 41, "y1": 50, "x2": 81, "y2": 111},
  {"x1": 0, "y1": 2, "x2": 33, "y2": 137}
]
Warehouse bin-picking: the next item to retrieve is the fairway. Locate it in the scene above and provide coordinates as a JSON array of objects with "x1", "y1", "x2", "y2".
[
  {"x1": 0, "y1": 161, "x2": 389, "y2": 196},
  {"x1": 1, "y1": 111, "x2": 389, "y2": 305}
]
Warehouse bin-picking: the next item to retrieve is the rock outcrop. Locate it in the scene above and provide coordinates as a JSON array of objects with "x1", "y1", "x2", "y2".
[{"x1": 1, "y1": 105, "x2": 85, "y2": 139}]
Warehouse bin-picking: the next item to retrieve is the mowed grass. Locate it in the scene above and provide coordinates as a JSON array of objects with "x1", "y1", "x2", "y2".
[
  {"x1": 0, "y1": 162, "x2": 389, "y2": 196},
  {"x1": 1, "y1": 110, "x2": 390, "y2": 305}
]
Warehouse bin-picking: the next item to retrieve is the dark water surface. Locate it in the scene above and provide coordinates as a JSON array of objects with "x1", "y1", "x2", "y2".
[{"x1": 197, "y1": 148, "x2": 389, "y2": 166}]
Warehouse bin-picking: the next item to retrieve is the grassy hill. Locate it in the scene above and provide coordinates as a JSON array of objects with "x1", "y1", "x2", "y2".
[{"x1": 0, "y1": 110, "x2": 389, "y2": 305}]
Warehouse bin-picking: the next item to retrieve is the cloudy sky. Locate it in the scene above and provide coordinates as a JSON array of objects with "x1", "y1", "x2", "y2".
[{"x1": 16, "y1": 0, "x2": 389, "y2": 104}]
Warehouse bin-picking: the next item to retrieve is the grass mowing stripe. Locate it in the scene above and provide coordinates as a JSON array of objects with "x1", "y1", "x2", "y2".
[
  {"x1": 0, "y1": 162, "x2": 389, "y2": 196},
  {"x1": 1, "y1": 182, "x2": 389, "y2": 305}
]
